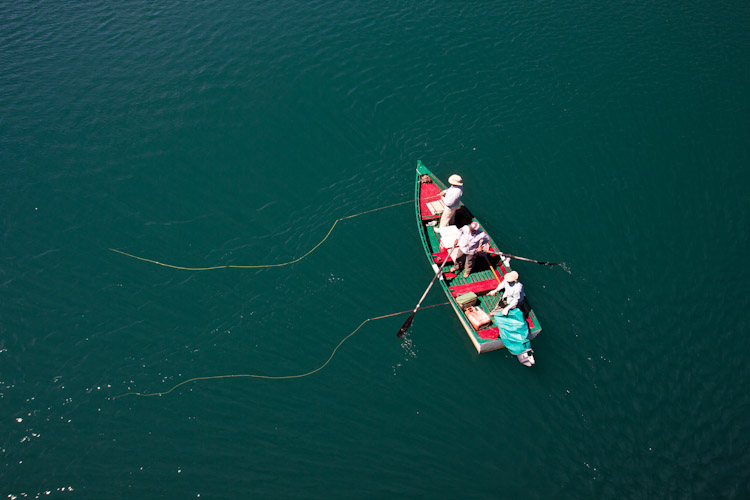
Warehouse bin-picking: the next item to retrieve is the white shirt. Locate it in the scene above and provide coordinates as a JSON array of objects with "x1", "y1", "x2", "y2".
[
  {"x1": 457, "y1": 226, "x2": 488, "y2": 255},
  {"x1": 442, "y1": 186, "x2": 463, "y2": 210},
  {"x1": 492, "y1": 280, "x2": 525, "y2": 309}
]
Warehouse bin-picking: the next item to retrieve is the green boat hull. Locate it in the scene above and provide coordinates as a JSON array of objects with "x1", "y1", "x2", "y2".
[{"x1": 414, "y1": 160, "x2": 542, "y2": 353}]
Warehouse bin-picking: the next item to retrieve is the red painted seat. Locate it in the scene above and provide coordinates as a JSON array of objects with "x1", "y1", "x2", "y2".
[
  {"x1": 478, "y1": 327, "x2": 499, "y2": 339},
  {"x1": 448, "y1": 278, "x2": 501, "y2": 297},
  {"x1": 432, "y1": 251, "x2": 452, "y2": 265},
  {"x1": 419, "y1": 183, "x2": 443, "y2": 220},
  {"x1": 477, "y1": 315, "x2": 535, "y2": 339}
]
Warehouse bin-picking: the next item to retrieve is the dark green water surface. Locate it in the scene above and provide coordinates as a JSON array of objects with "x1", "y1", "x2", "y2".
[{"x1": 2, "y1": 1, "x2": 748, "y2": 498}]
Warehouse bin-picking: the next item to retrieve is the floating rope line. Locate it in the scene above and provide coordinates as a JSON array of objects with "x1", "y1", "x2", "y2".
[
  {"x1": 109, "y1": 197, "x2": 439, "y2": 271},
  {"x1": 113, "y1": 301, "x2": 449, "y2": 399}
]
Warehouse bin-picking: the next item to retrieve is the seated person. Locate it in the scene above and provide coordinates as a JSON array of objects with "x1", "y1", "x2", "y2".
[
  {"x1": 448, "y1": 221, "x2": 490, "y2": 278},
  {"x1": 489, "y1": 271, "x2": 534, "y2": 366},
  {"x1": 488, "y1": 271, "x2": 524, "y2": 316}
]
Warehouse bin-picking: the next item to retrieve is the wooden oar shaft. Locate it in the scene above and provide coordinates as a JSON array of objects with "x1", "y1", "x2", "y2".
[
  {"x1": 411, "y1": 273, "x2": 439, "y2": 314},
  {"x1": 397, "y1": 247, "x2": 454, "y2": 338},
  {"x1": 486, "y1": 251, "x2": 557, "y2": 267},
  {"x1": 482, "y1": 253, "x2": 502, "y2": 284}
]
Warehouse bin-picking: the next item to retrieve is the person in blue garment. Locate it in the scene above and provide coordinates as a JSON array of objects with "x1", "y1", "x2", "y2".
[{"x1": 489, "y1": 271, "x2": 535, "y2": 366}]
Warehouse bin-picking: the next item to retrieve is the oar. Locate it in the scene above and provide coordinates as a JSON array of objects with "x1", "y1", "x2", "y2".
[
  {"x1": 482, "y1": 253, "x2": 507, "y2": 316},
  {"x1": 397, "y1": 241, "x2": 456, "y2": 338},
  {"x1": 482, "y1": 252, "x2": 502, "y2": 283},
  {"x1": 485, "y1": 250, "x2": 558, "y2": 267}
]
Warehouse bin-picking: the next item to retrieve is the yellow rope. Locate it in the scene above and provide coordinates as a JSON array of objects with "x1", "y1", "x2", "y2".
[
  {"x1": 113, "y1": 301, "x2": 449, "y2": 399},
  {"x1": 109, "y1": 199, "x2": 415, "y2": 271}
]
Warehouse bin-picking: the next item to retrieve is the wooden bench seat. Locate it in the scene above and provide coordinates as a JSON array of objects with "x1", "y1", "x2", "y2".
[
  {"x1": 431, "y1": 251, "x2": 453, "y2": 265},
  {"x1": 448, "y1": 278, "x2": 501, "y2": 297}
]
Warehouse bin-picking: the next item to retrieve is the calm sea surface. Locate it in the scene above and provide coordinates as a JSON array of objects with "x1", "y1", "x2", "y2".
[{"x1": 2, "y1": 1, "x2": 748, "y2": 498}]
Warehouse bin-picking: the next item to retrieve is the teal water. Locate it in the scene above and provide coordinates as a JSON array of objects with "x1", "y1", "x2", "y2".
[{"x1": 2, "y1": 1, "x2": 748, "y2": 498}]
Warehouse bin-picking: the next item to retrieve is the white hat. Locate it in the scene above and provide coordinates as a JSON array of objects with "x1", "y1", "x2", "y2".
[
  {"x1": 448, "y1": 174, "x2": 463, "y2": 186},
  {"x1": 504, "y1": 271, "x2": 519, "y2": 282},
  {"x1": 469, "y1": 221, "x2": 480, "y2": 231}
]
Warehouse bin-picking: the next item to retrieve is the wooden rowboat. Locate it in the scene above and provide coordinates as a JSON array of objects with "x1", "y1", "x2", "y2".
[{"x1": 414, "y1": 160, "x2": 542, "y2": 353}]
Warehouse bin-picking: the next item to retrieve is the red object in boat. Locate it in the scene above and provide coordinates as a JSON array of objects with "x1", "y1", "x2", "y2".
[
  {"x1": 418, "y1": 182, "x2": 443, "y2": 219},
  {"x1": 477, "y1": 327, "x2": 499, "y2": 339},
  {"x1": 448, "y1": 278, "x2": 501, "y2": 297}
]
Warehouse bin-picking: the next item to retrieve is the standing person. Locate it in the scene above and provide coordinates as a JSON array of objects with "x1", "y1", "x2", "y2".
[
  {"x1": 449, "y1": 221, "x2": 490, "y2": 278},
  {"x1": 438, "y1": 174, "x2": 463, "y2": 229},
  {"x1": 488, "y1": 271, "x2": 525, "y2": 316}
]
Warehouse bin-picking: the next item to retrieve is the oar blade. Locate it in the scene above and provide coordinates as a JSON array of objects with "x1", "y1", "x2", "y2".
[{"x1": 397, "y1": 313, "x2": 415, "y2": 338}]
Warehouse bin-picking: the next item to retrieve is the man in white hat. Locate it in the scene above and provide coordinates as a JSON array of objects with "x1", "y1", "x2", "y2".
[
  {"x1": 438, "y1": 174, "x2": 463, "y2": 230},
  {"x1": 449, "y1": 221, "x2": 490, "y2": 278},
  {"x1": 488, "y1": 270, "x2": 525, "y2": 316}
]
